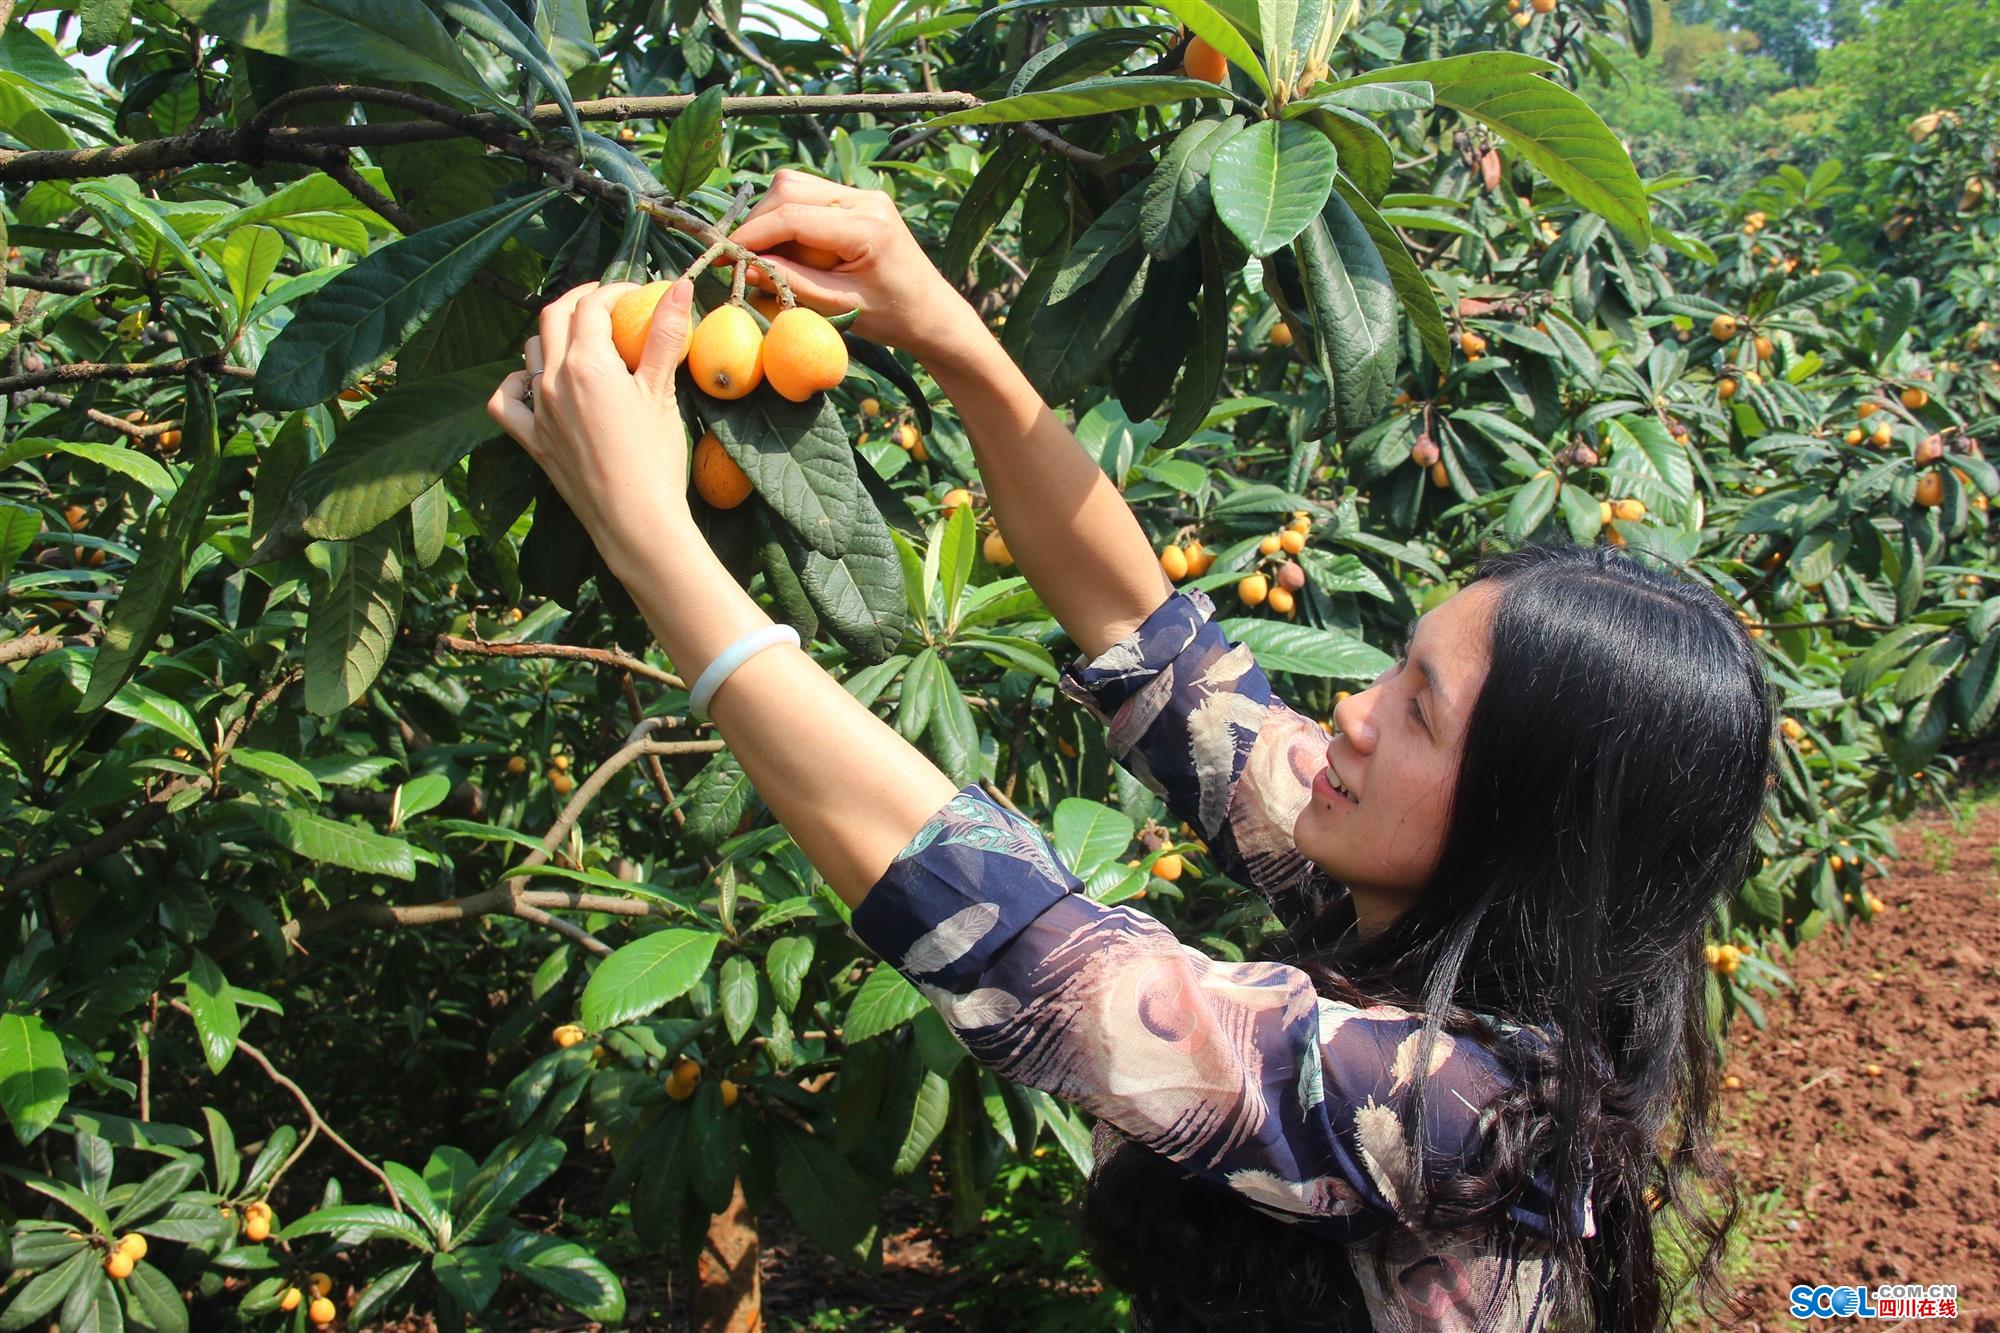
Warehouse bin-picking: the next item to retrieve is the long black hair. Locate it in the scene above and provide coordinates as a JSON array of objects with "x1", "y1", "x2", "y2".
[{"x1": 1082, "y1": 541, "x2": 1774, "y2": 1330}]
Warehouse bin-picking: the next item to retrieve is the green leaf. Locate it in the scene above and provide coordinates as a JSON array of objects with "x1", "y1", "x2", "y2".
[
  {"x1": 1600, "y1": 417, "x2": 1693, "y2": 518},
  {"x1": 304, "y1": 525, "x2": 404, "y2": 717},
  {"x1": 1210, "y1": 119, "x2": 1338, "y2": 259},
  {"x1": 1334, "y1": 177, "x2": 1448, "y2": 369},
  {"x1": 0, "y1": 1248, "x2": 94, "y2": 1330},
  {"x1": 892, "y1": 1069, "x2": 952, "y2": 1175},
  {"x1": 46, "y1": 442, "x2": 178, "y2": 504},
  {"x1": 1016, "y1": 247, "x2": 1150, "y2": 405},
  {"x1": 498, "y1": 1230, "x2": 625, "y2": 1322},
  {"x1": 766, "y1": 934, "x2": 814, "y2": 1013},
  {"x1": 1052, "y1": 798, "x2": 1134, "y2": 880},
  {"x1": 0, "y1": 501, "x2": 38, "y2": 570},
  {"x1": 703, "y1": 393, "x2": 863, "y2": 559},
  {"x1": 681, "y1": 751, "x2": 756, "y2": 858},
  {"x1": 580, "y1": 931, "x2": 721, "y2": 1029},
  {"x1": 1217, "y1": 618, "x2": 1392, "y2": 679},
  {"x1": 228, "y1": 750, "x2": 339, "y2": 805},
  {"x1": 101, "y1": 680, "x2": 205, "y2": 754},
  {"x1": 778, "y1": 502, "x2": 910, "y2": 665},
  {"x1": 120, "y1": 1259, "x2": 186, "y2": 1333},
  {"x1": 1339, "y1": 54, "x2": 1650, "y2": 245},
  {"x1": 923, "y1": 75, "x2": 1233, "y2": 128},
  {"x1": 255, "y1": 361, "x2": 511, "y2": 557},
  {"x1": 255, "y1": 190, "x2": 553, "y2": 410},
  {"x1": 774, "y1": 1123, "x2": 878, "y2": 1266},
  {"x1": 718, "y1": 955, "x2": 759, "y2": 1045},
  {"x1": 70, "y1": 178, "x2": 230, "y2": 314},
  {"x1": 1146, "y1": 0, "x2": 1269, "y2": 95},
  {"x1": 941, "y1": 132, "x2": 1040, "y2": 280},
  {"x1": 0, "y1": 1012, "x2": 68, "y2": 1144},
  {"x1": 457, "y1": 1137, "x2": 566, "y2": 1244},
  {"x1": 1046, "y1": 186, "x2": 1145, "y2": 305},
  {"x1": 162, "y1": 0, "x2": 515, "y2": 121},
  {"x1": 844, "y1": 965, "x2": 928, "y2": 1044},
  {"x1": 396, "y1": 773, "x2": 453, "y2": 822},
  {"x1": 237, "y1": 803, "x2": 419, "y2": 879},
  {"x1": 278, "y1": 1204, "x2": 434, "y2": 1251},
  {"x1": 195, "y1": 171, "x2": 379, "y2": 252},
  {"x1": 79, "y1": 373, "x2": 221, "y2": 713},
  {"x1": 349, "y1": 1260, "x2": 422, "y2": 1327},
  {"x1": 220, "y1": 225, "x2": 284, "y2": 323},
  {"x1": 1291, "y1": 547, "x2": 1391, "y2": 600},
  {"x1": 1503, "y1": 471, "x2": 1560, "y2": 541},
  {"x1": 183, "y1": 951, "x2": 239, "y2": 1076},
  {"x1": 654, "y1": 86, "x2": 723, "y2": 198},
  {"x1": 1955, "y1": 630, "x2": 2000, "y2": 735},
  {"x1": 1295, "y1": 188, "x2": 1396, "y2": 439},
  {"x1": 1140, "y1": 115, "x2": 1242, "y2": 261},
  {"x1": 431, "y1": 1246, "x2": 503, "y2": 1314}
]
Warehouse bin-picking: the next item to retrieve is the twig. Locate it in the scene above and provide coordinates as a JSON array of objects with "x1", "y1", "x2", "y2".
[
  {"x1": 0, "y1": 354, "x2": 252, "y2": 396},
  {"x1": 166, "y1": 999, "x2": 403, "y2": 1212},
  {"x1": 278, "y1": 886, "x2": 657, "y2": 950},
  {"x1": 510, "y1": 899, "x2": 612, "y2": 956},
  {"x1": 434, "y1": 631, "x2": 685, "y2": 689},
  {"x1": 1011, "y1": 120, "x2": 1105, "y2": 166},
  {"x1": 620, "y1": 673, "x2": 680, "y2": 814},
  {"x1": 504, "y1": 718, "x2": 720, "y2": 880}
]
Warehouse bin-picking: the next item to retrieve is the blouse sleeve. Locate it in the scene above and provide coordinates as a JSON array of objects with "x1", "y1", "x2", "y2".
[
  {"x1": 1057, "y1": 589, "x2": 1335, "y2": 929},
  {"x1": 848, "y1": 786, "x2": 1585, "y2": 1244}
]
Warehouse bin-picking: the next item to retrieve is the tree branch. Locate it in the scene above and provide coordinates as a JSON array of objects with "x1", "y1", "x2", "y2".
[
  {"x1": 165, "y1": 999, "x2": 403, "y2": 1212},
  {"x1": 703, "y1": 4, "x2": 832, "y2": 154},
  {"x1": 3, "y1": 272, "x2": 91, "y2": 295},
  {"x1": 434, "y1": 631, "x2": 685, "y2": 689}
]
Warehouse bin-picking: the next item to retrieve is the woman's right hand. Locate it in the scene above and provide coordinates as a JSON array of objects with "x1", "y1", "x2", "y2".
[{"x1": 725, "y1": 169, "x2": 981, "y2": 365}]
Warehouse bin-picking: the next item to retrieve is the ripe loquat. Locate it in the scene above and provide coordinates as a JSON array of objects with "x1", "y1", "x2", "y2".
[
  {"x1": 693, "y1": 432, "x2": 754, "y2": 509},
  {"x1": 107, "y1": 1251, "x2": 135, "y2": 1279},
  {"x1": 1266, "y1": 586, "x2": 1295, "y2": 615},
  {"x1": 983, "y1": 530, "x2": 1013, "y2": 566},
  {"x1": 1279, "y1": 529, "x2": 1306, "y2": 554},
  {"x1": 1237, "y1": 573, "x2": 1269, "y2": 607},
  {"x1": 310, "y1": 1295, "x2": 337, "y2": 1325},
  {"x1": 763, "y1": 307, "x2": 849, "y2": 402},
  {"x1": 1152, "y1": 853, "x2": 1184, "y2": 881},
  {"x1": 611, "y1": 282, "x2": 693, "y2": 372},
  {"x1": 1160, "y1": 545, "x2": 1189, "y2": 581},
  {"x1": 687, "y1": 305, "x2": 765, "y2": 399},
  {"x1": 1182, "y1": 35, "x2": 1228, "y2": 83}
]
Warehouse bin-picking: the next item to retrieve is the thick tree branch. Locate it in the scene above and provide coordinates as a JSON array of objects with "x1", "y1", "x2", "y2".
[
  {"x1": 0, "y1": 354, "x2": 252, "y2": 396},
  {"x1": 3, "y1": 272, "x2": 91, "y2": 295}
]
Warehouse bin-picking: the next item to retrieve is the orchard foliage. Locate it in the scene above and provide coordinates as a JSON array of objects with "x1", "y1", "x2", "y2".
[{"x1": 0, "y1": 0, "x2": 1995, "y2": 1326}]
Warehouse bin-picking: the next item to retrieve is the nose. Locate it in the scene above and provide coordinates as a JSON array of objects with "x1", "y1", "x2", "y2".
[{"x1": 1331, "y1": 686, "x2": 1378, "y2": 755}]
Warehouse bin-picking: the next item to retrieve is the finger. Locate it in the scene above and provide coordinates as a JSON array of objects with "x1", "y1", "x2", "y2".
[
  {"x1": 539, "y1": 281, "x2": 600, "y2": 378},
  {"x1": 524, "y1": 336, "x2": 543, "y2": 375},
  {"x1": 568, "y1": 282, "x2": 628, "y2": 371},
  {"x1": 727, "y1": 204, "x2": 882, "y2": 267},
  {"x1": 487, "y1": 370, "x2": 538, "y2": 449},
  {"x1": 636, "y1": 279, "x2": 697, "y2": 399},
  {"x1": 767, "y1": 167, "x2": 873, "y2": 210},
  {"x1": 741, "y1": 255, "x2": 864, "y2": 318}
]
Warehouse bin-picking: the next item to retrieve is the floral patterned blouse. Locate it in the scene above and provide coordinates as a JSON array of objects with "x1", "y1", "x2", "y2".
[{"x1": 850, "y1": 591, "x2": 1589, "y2": 1331}]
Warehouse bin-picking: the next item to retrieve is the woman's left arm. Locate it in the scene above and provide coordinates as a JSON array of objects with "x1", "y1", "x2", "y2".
[{"x1": 486, "y1": 279, "x2": 956, "y2": 906}]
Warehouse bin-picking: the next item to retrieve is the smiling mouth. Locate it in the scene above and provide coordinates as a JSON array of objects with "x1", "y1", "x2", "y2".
[{"x1": 1314, "y1": 767, "x2": 1358, "y2": 805}]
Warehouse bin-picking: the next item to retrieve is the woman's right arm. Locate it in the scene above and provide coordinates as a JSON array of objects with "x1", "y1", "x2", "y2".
[{"x1": 724, "y1": 171, "x2": 1170, "y2": 659}]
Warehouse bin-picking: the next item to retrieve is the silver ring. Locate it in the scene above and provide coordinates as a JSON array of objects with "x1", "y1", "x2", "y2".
[{"x1": 522, "y1": 369, "x2": 542, "y2": 409}]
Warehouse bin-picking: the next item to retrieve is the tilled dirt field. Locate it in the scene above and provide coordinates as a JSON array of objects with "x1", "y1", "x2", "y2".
[{"x1": 1718, "y1": 785, "x2": 1999, "y2": 1330}]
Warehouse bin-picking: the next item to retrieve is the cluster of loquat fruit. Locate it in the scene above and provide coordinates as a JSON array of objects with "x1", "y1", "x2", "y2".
[
  {"x1": 555, "y1": 1025, "x2": 739, "y2": 1107},
  {"x1": 1503, "y1": 0, "x2": 1558, "y2": 29},
  {"x1": 1231, "y1": 514, "x2": 1314, "y2": 615},
  {"x1": 274, "y1": 1270, "x2": 340, "y2": 1325},
  {"x1": 602, "y1": 273, "x2": 850, "y2": 513},
  {"x1": 101, "y1": 1230, "x2": 147, "y2": 1280}
]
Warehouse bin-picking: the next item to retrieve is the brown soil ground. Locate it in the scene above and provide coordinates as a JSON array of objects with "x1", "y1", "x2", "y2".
[{"x1": 1717, "y1": 781, "x2": 2000, "y2": 1330}]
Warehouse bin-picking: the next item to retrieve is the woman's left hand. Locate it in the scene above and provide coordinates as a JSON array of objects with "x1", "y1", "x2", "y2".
[{"x1": 486, "y1": 278, "x2": 696, "y2": 577}]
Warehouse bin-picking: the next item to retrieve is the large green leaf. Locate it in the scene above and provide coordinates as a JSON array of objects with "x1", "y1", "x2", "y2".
[
  {"x1": 941, "y1": 132, "x2": 1041, "y2": 280},
  {"x1": 193, "y1": 170, "x2": 383, "y2": 251},
  {"x1": 1332, "y1": 175, "x2": 1449, "y2": 370},
  {"x1": 237, "y1": 803, "x2": 419, "y2": 880},
  {"x1": 1157, "y1": 223, "x2": 1231, "y2": 452},
  {"x1": 162, "y1": 0, "x2": 514, "y2": 120},
  {"x1": 278, "y1": 1204, "x2": 435, "y2": 1250},
  {"x1": 499, "y1": 1232, "x2": 624, "y2": 1323},
  {"x1": 703, "y1": 393, "x2": 864, "y2": 559},
  {"x1": 766, "y1": 934, "x2": 815, "y2": 1013},
  {"x1": 921, "y1": 75, "x2": 1233, "y2": 127},
  {"x1": 254, "y1": 361, "x2": 511, "y2": 559},
  {"x1": 718, "y1": 955, "x2": 759, "y2": 1045},
  {"x1": 774, "y1": 1123, "x2": 878, "y2": 1266},
  {"x1": 1210, "y1": 119, "x2": 1338, "y2": 258},
  {"x1": 255, "y1": 190, "x2": 553, "y2": 410},
  {"x1": 431, "y1": 1246, "x2": 503, "y2": 1314},
  {"x1": 0, "y1": 501, "x2": 38, "y2": 570},
  {"x1": 1046, "y1": 186, "x2": 1145, "y2": 305},
  {"x1": 1218, "y1": 618, "x2": 1392, "y2": 679},
  {"x1": 1052, "y1": 798, "x2": 1134, "y2": 879},
  {"x1": 1016, "y1": 247, "x2": 1150, "y2": 405},
  {"x1": 777, "y1": 497, "x2": 911, "y2": 664},
  {"x1": 1140, "y1": 115, "x2": 1242, "y2": 261},
  {"x1": 79, "y1": 373, "x2": 221, "y2": 713},
  {"x1": 0, "y1": 1012, "x2": 68, "y2": 1145},
  {"x1": 1295, "y1": 188, "x2": 1396, "y2": 439},
  {"x1": 304, "y1": 525, "x2": 404, "y2": 716},
  {"x1": 1339, "y1": 54, "x2": 1650, "y2": 245},
  {"x1": 580, "y1": 930, "x2": 721, "y2": 1030}
]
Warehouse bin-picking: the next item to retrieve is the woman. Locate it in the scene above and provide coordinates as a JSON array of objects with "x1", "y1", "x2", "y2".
[{"x1": 486, "y1": 171, "x2": 1768, "y2": 1331}]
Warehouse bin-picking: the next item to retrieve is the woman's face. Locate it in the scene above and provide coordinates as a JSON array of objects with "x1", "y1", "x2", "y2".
[{"x1": 1294, "y1": 582, "x2": 1497, "y2": 903}]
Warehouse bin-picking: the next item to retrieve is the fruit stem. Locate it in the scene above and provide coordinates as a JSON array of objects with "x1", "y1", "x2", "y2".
[{"x1": 731, "y1": 255, "x2": 749, "y2": 306}]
